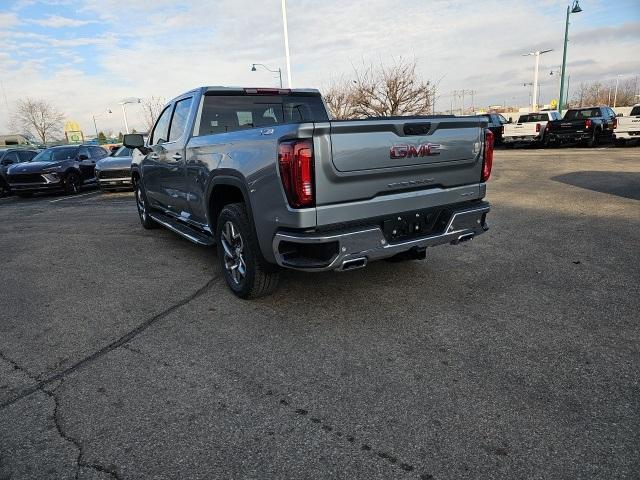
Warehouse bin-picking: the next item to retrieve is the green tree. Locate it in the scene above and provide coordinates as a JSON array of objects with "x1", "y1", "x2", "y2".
[
  {"x1": 117, "y1": 131, "x2": 123, "y2": 143},
  {"x1": 98, "y1": 131, "x2": 107, "y2": 144},
  {"x1": 131, "y1": 128, "x2": 137, "y2": 134}
]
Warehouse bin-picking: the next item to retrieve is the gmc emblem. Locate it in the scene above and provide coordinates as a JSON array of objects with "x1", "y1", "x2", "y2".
[{"x1": 390, "y1": 143, "x2": 440, "y2": 159}]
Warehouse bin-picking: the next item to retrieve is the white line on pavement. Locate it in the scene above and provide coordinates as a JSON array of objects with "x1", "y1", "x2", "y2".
[{"x1": 49, "y1": 191, "x2": 99, "y2": 203}]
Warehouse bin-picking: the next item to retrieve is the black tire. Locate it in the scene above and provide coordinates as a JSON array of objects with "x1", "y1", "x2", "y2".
[
  {"x1": 615, "y1": 138, "x2": 626, "y2": 148},
  {"x1": 16, "y1": 192, "x2": 32, "y2": 198},
  {"x1": 586, "y1": 130, "x2": 599, "y2": 148},
  {"x1": 64, "y1": 171, "x2": 81, "y2": 195},
  {"x1": 216, "y1": 203, "x2": 280, "y2": 299},
  {"x1": 135, "y1": 181, "x2": 157, "y2": 229},
  {"x1": 0, "y1": 181, "x2": 9, "y2": 198}
]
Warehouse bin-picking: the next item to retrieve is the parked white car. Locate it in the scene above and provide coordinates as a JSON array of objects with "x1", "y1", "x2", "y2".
[
  {"x1": 614, "y1": 104, "x2": 640, "y2": 145},
  {"x1": 503, "y1": 111, "x2": 561, "y2": 146}
]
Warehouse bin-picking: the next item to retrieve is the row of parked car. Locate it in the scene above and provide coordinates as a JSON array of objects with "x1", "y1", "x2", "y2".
[
  {"x1": 479, "y1": 104, "x2": 640, "y2": 148},
  {"x1": 0, "y1": 144, "x2": 134, "y2": 197}
]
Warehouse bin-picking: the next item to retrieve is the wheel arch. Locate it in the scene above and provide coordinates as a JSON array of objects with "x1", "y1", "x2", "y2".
[{"x1": 207, "y1": 173, "x2": 255, "y2": 233}]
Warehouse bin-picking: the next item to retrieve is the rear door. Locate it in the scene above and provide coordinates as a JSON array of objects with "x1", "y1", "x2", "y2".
[{"x1": 318, "y1": 117, "x2": 485, "y2": 206}]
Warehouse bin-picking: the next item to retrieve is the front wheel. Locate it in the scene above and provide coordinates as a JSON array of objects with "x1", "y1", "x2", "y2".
[
  {"x1": 216, "y1": 203, "x2": 280, "y2": 299},
  {"x1": 135, "y1": 181, "x2": 157, "y2": 229},
  {"x1": 64, "y1": 171, "x2": 81, "y2": 195}
]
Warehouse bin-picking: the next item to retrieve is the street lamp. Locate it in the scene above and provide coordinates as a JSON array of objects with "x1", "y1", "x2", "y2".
[
  {"x1": 118, "y1": 97, "x2": 140, "y2": 134},
  {"x1": 92, "y1": 109, "x2": 112, "y2": 143},
  {"x1": 558, "y1": 0, "x2": 582, "y2": 113},
  {"x1": 523, "y1": 49, "x2": 553, "y2": 111},
  {"x1": 251, "y1": 63, "x2": 283, "y2": 88}
]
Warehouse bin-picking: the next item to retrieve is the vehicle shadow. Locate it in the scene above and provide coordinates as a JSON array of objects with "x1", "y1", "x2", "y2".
[{"x1": 552, "y1": 171, "x2": 640, "y2": 201}]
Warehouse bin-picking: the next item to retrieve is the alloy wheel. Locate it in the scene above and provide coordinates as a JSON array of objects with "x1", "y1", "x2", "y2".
[
  {"x1": 221, "y1": 220, "x2": 246, "y2": 285},
  {"x1": 136, "y1": 186, "x2": 147, "y2": 221}
]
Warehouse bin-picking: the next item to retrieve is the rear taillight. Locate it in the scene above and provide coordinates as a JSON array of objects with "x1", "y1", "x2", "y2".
[
  {"x1": 585, "y1": 119, "x2": 592, "y2": 129},
  {"x1": 278, "y1": 139, "x2": 314, "y2": 208},
  {"x1": 500, "y1": 125, "x2": 504, "y2": 135},
  {"x1": 482, "y1": 129, "x2": 494, "y2": 182},
  {"x1": 613, "y1": 118, "x2": 618, "y2": 129},
  {"x1": 535, "y1": 123, "x2": 541, "y2": 132}
]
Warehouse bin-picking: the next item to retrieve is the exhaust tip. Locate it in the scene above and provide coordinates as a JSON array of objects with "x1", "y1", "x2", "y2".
[
  {"x1": 340, "y1": 257, "x2": 367, "y2": 271},
  {"x1": 456, "y1": 233, "x2": 475, "y2": 244}
]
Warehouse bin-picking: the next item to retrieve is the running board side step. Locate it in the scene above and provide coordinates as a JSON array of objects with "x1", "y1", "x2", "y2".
[{"x1": 148, "y1": 212, "x2": 215, "y2": 246}]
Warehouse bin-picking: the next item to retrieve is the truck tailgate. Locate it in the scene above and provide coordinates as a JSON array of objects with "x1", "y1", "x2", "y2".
[{"x1": 314, "y1": 117, "x2": 486, "y2": 209}]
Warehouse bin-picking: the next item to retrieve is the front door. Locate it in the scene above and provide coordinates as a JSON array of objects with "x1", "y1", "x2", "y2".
[
  {"x1": 143, "y1": 104, "x2": 173, "y2": 210},
  {"x1": 77, "y1": 146, "x2": 95, "y2": 182},
  {"x1": 157, "y1": 96, "x2": 194, "y2": 219}
]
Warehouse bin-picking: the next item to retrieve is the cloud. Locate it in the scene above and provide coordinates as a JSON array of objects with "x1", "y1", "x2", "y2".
[
  {"x1": 0, "y1": 12, "x2": 19, "y2": 28},
  {"x1": 30, "y1": 15, "x2": 94, "y2": 28},
  {"x1": 0, "y1": 0, "x2": 639, "y2": 133}
]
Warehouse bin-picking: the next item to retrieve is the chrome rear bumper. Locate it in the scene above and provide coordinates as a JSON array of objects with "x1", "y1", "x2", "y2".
[{"x1": 273, "y1": 202, "x2": 490, "y2": 272}]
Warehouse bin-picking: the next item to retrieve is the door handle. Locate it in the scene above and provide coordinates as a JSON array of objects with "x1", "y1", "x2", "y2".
[
  {"x1": 149, "y1": 153, "x2": 159, "y2": 160},
  {"x1": 171, "y1": 153, "x2": 182, "y2": 161}
]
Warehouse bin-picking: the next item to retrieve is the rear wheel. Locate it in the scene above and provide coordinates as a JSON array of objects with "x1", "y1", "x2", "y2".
[
  {"x1": 64, "y1": 171, "x2": 81, "y2": 195},
  {"x1": 586, "y1": 131, "x2": 599, "y2": 148},
  {"x1": 216, "y1": 203, "x2": 280, "y2": 299},
  {"x1": 135, "y1": 181, "x2": 157, "y2": 229}
]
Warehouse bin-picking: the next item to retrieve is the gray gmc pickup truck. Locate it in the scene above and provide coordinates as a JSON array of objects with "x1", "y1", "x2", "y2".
[{"x1": 124, "y1": 87, "x2": 492, "y2": 298}]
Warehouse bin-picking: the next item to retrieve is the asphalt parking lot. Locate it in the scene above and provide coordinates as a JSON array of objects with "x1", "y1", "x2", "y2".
[{"x1": 1, "y1": 147, "x2": 639, "y2": 480}]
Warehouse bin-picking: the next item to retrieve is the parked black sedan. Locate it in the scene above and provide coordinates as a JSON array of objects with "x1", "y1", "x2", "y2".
[
  {"x1": 0, "y1": 148, "x2": 39, "y2": 196},
  {"x1": 7, "y1": 144, "x2": 108, "y2": 197}
]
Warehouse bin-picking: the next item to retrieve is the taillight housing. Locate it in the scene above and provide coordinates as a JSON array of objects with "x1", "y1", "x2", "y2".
[
  {"x1": 482, "y1": 129, "x2": 494, "y2": 182},
  {"x1": 500, "y1": 125, "x2": 504, "y2": 135},
  {"x1": 278, "y1": 139, "x2": 314, "y2": 208},
  {"x1": 613, "y1": 118, "x2": 618, "y2": 129},
  {"x1": 535, "y1": 123, "x2": 541, "y2": 132},
  {"x1": 585, "y1": 119, "x2": 592, "y2": 129}
]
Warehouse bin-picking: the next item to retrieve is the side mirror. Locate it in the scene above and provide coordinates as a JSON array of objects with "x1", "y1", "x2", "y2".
[
  {"x1": 78, "y1": 154, "x2": 89, "y2": 160},
  {"x1": 123, "y1": 133, "x2": 145, "y2": 149},
  {"x1": 618, "y1": 113, "x2": 623, "y2": 117},
  {"x1": 508, "y1": 117, "x2": 513, "y2": 123}
]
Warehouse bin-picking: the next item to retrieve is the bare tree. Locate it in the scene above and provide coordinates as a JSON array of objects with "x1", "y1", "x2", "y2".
[
  {"x1": 140, "y1": 96, "x2": 166, "y2": 133},
  {"x1": 10, "y1": 98, "x2": 64, "y2": 144},
  {"x1": 351, "y1": 58, "x2": 435, "y2": 117},
  {"x1": 323, "y1": 77, "x2": 357, "y2": 119},
  {"x1": 322, "y1": 58, "x2": 438, "y2": 119},
  {"x1": 570, "y1": 78, "x2": 639, "y2": 107}
]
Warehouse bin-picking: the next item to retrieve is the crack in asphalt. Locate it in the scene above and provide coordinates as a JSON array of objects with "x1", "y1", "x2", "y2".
[
  {"x1": 0, "y1": 274, "x2": 219, "y2": 410},
  {"x1": 42, "y1": 382, "x2": 123, "y2": 480},
  {"x1": 0, "y1": 275, "x2": 219, "y2": 479}
]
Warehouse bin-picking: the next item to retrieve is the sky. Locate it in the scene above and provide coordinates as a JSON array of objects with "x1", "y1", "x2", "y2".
[{"x1": 0, "y1": 0, "x2": 638, "y2": 135}]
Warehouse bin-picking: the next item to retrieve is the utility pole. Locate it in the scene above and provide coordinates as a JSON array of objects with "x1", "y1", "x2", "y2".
[
  {"x1": 613, "y1": 74, "x2": 621, "y2": 108},
  {"x1": 524, "y1": 49, "x2": 553, "y2": 111}
]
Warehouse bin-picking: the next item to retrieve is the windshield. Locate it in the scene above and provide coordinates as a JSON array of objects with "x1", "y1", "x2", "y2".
[
  {"x1": 563, "y1": 108, "x2": 601, "y2": 120},
  {"x1": 110, "y1": 146, "x2": 132, "y2": 157},
  {"x1": 31, "y1": 147, "x2": 78, "y2": 163}
]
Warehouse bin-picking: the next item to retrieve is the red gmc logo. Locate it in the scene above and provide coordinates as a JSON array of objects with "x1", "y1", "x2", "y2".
[{"x1": 390, "y1": 143, "x2": 441, "y2": 159}]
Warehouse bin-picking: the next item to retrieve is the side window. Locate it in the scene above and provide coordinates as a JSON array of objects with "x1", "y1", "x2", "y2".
[
  {"x1": 3, "y1": 151, "x2": 19, "y2": 164},
  {"x1": 78, "y1": 147, "x2": 90, "y2": 159},
  {"x1": 150, "y1": 105, "x2": 173, "y2": 145},
  {"x1": 608, "y1": 108, "x2": 616, "y2": 118},
  {"x1": 17, "y1": 151, "x2": 35, "y2": 162},
  {"x1": 90, "y1": 146, "x2": 106, "y2": 158},
  {"x1": 168, "y1": 97, "x2": 193, "y2": 142}
]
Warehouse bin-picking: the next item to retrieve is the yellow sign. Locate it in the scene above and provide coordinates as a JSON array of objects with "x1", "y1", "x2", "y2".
[
  {"x1": 64, "y1": 120, "x2": 84, "y2": 144},
  {"x1": 550, "y1": 99, "x2": 558, "y2": 109}
]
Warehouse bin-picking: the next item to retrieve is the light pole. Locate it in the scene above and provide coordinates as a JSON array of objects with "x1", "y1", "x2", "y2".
[
  {"x1": 558, "y1": 0, "x2": 582, "y2": 113},
  {"x1": 613, "y1": 74, "x2": 622, "y2": 108},
  {"x1": 523, "y1": 49, "x2": 552, "y2": 112},
  {"x1": 92, "y1": 109, "x2": 112, "y2": 143},
  {"x1": 281, "y1": 0, "x2": 292, "y2": 87},
  {"x1": 251, "y1": 64, "x2": 283, "y2": 88},
  {"x1": 118, "y1": 97, "x2": 140, "y2": 134}
]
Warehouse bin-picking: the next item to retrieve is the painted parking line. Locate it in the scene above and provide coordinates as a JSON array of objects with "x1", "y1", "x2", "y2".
[{"x1": 49, "y1": 191, "x2": 100, "y2": 203}]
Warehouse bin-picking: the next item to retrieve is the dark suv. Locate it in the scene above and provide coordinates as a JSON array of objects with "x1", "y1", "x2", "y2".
[
  {"x1": 476, "y1": 113, "x2": 507, "y2": 145},
  {"x1": 7, "y1": 145, "x2": 107, "y2": 197},
  {"x1": 0, "y1": 148, "x2": 39, "y2": 196}
]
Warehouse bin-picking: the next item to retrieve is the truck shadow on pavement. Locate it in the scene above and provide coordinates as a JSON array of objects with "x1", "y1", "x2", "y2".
[{"x1": 551, "y1": 171, "x2": 640, "y2": 201}]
